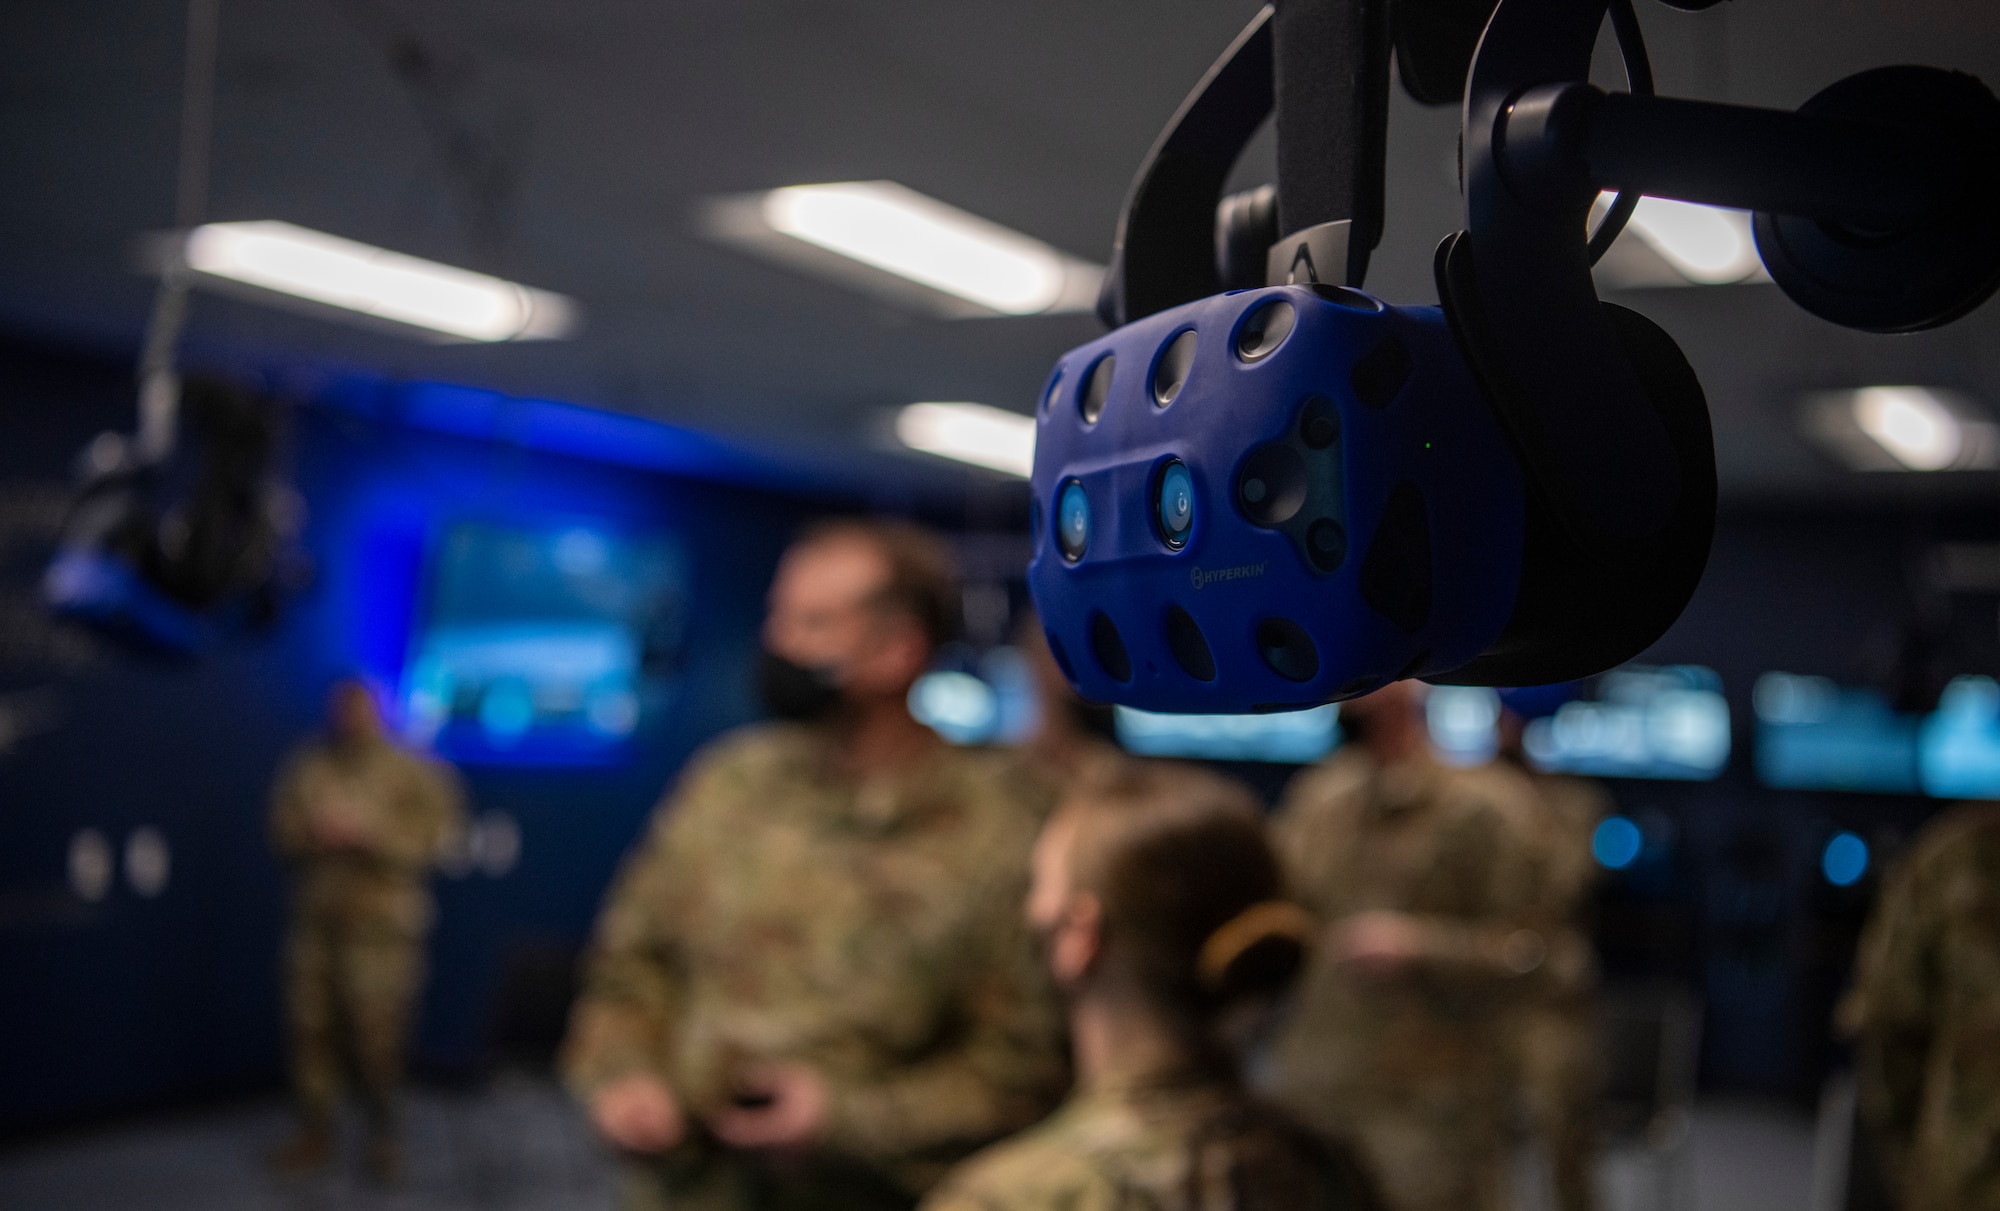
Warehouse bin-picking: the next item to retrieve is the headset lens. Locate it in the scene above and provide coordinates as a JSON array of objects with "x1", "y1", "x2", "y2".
[
  {"x1": 1057, "y1": 481, "x2": 1090, "y2": 562},
  {"x1": 1157, "y1": 460, "x2": 1194, "y2": 549}
]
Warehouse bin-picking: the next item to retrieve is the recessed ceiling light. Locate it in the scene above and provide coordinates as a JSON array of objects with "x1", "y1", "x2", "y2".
[
  {"x1": 1853, "y1": 387, "x2": 1962, "y2": 470},
  {"x1": 182, "y1": 221, "x2": 578, "y2": 342},
  {"x1": 895, "y1": 402, "x2": 1035, "y2": 477},
  {"x1": 1593, "y1": 194, "x2": 1770, "y2": 288},
  {"x1": 1801, "y1": 386, "x2": 2000, "y2": 472},
  {"x1": 703, "y1": 181, "x2": 1102, "y2": 318}
]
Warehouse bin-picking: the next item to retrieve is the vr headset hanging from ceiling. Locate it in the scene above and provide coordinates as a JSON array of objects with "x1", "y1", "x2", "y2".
[
  {"x1": 41, "y1": 0, "x2": 308, "y2": 656},
  {"x1": 1027, "y1": 0, "x2": 2000, "y2": 713}
]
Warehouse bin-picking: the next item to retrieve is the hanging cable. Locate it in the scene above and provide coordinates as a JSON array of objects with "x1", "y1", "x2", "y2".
[
  {"x1": 134, "y1": 0, "x2": 221, "y2": 464},
  {"x1": 1586, "y1": 0, "x2": 1654, "y2": 264}
]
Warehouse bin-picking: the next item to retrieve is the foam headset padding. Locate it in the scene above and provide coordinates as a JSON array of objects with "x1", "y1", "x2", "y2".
[{"x1": 1439, "y1": 300, "x2": 1716, "y2": 687}]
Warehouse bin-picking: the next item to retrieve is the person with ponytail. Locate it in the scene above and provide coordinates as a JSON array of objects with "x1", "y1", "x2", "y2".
[{"x1": 921, "y1": 760, "x2": 1382, "y2": 1211}]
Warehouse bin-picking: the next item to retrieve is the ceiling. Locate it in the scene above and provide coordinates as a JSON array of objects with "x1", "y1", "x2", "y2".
[{"x1": 3, "y1": 0, "x2": 1999, "y2": 505}]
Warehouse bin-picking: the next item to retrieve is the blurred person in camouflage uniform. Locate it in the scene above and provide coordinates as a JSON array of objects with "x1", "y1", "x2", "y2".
[
  {"x1": 1266, "y1": 681, "x2": 1583, "y2": 1211},
  {"x1": 1838, "y1": 800, "x2": 2000, "y2": 1211},
  {"x1": 268, "y1": 677, "x2": 467, "y2": 1181},
  {"x1": 1016, "y1": 613, "x2": 1122, "y2": 791},
  {"x1": 1496, "y1": 691, "x2": 1608, "y2": 1211},
  {"x1": 561, "y1": 519, "x2": 1068, "y2": 1211},
  {"x1": 922, "y1": 759, "x2": 1381, "y2": 1211}
]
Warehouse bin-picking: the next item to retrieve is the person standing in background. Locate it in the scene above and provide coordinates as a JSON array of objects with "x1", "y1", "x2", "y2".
[
  {"x1": 922, "y1": 759, "x2": 1381, "y2": 1211},
  {"x1": 562, "y1": 519, "x2": 1067, "y2": 1211},
  {"x1": 1496, "y1": 690, "x2": 1608, "y2": 1211},
  {"x1": 268, "y1": 678, "x2": 467, "y2": 1182},
  {"x1": 1266, "y1": 680, "x2": 1575, "y2": 1211},
  {"x1": 1838, "y1": 800, "x2": 2000, "y2": 1211},
  {"x1": 1016, "y1": 613, "x2": 1122, "y2": 791}
]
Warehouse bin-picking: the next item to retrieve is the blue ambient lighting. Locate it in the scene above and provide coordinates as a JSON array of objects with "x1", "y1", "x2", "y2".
[
  {"x1": 1592, "y1": 815, "x2": 1644, "y2": 870},
  {"x1": 1822, "y1": 831, "x2": 1870, "y2": 887}
]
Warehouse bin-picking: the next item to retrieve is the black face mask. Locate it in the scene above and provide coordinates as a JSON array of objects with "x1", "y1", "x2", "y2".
[
  {"x1": 1066, "y1": 698, "x2": 1118, "y2": 743},
  {"x1": 757, "y1": 648, "x2": 844, "y2": 723},
  {"x1": 1335, "y1": 706, "x2": 1374, "y2": 748}
]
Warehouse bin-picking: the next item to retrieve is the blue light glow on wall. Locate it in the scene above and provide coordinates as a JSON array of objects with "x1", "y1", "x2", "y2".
[{"x1": 1821, "y1": 831, "x2": 1870, "y2": 886}]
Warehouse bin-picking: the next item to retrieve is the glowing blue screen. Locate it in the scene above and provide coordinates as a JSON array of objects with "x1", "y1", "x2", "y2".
[
  {"x1": 1753, "y1": 673, "x2": 1920, "y2": 793},
  {"x1": 1918, "y1": 676, "x2": 2000, "y2": 798},
  {"x1": 401, "y1": 523, "x2": 686, "y2": 764},
  {"x1": 1523, "y1": 665, "x2": 1730, "y2": 780},
  {"x1": 1114, "y1": 704, "x2": 1340, "y2": 764}
]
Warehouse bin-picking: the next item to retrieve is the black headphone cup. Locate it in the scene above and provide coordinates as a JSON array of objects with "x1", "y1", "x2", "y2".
[
  {"x1": 1752, "y1": 67, "x2": 2000, "y2": 334},
  {"x1": 1471, "y1": 304, "x2": 1714, "y2": 686},
  {"x1": 1434, "y1": 238, "x2": 1716, "y2": 686}
]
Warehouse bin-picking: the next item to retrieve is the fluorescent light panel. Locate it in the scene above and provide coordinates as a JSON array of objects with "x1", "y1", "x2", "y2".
[
  {"x1": 1853, "y1": 387, "x2": 1962, "y2": 470},
  {"x1": 896, "y1": 402, "x2": 1035, "y2": 477},
  {"x1": 1593, "y1": 193, "x2": 1769, "y2": 287},
  {"x1": 183, "y1": 220, "x2": 577, "y2": 342},
  {"x1": 1801, "y1": 386, "x2": 2000, "y2": 472},
  {"x1": 707, "y1": 182, "x2": 1102, "y2": 317}
]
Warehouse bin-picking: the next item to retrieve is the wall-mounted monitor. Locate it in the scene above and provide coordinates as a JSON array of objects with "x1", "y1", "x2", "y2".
[
  {"x1": 1918, "y1": 675, "x2": 2000, "y2": 798},
  {"x1": 1427, "y1": 686, "x2": 1502, "y2": 766},
  {"x1": 1523, "y1": 665, "x2": 1731, "y2": 780},
  {"x1": 1753, "y1": 671, "x2": 2000, "y2": 797},
  {"x1": 1114, "y1": 704, "x2": 1340, "y2": 764},
  {"x1": 1753, "y1": 672, "x2": 1920, "y2": 793},
  {"x1": 401, "y1": 523, "x2": 687, "y2": 764},
  {"x1": 907, "y1": 646, "x2": 1039, "y2": 746}
]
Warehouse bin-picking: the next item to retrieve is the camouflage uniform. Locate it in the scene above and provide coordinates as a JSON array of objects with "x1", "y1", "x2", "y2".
[
  {"x1": 921, "y1": 1072, "x2": 1382, "y2": 1211},
  {"x1": 1267, "y1": 747, "x2": 1574, "y2": 1211},
  {"x1": 1838, "y1": 802, "x2": 2000, "y2": 1211},
  {"x1": 1510, "y1": 772, "x2": 1608, "y2": 1211},
  {"x1": 562, "y1": 723, "x2": 1068, "y2": 1211},
  {"x1": 269, "y1": 734, "x2": 466, "y2": 1131}
]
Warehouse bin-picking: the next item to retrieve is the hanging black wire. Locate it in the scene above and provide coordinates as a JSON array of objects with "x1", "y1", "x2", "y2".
[
  {"x1": 135, "y1": 0, "x2": 221, "y2": 463},
  {"x1": 1586, "y1": 0, "x2": 1655, "y2": 263}
]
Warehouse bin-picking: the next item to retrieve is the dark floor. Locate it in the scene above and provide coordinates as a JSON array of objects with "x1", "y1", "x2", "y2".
[
  {"x1": 0, "y1": 1080, "x2": 1817, "y2": 1211},
  {"x1": 0, "y1": 1072, "x2": 617, "y2": 1211}
]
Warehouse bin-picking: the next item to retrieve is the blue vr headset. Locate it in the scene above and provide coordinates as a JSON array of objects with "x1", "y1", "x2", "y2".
[{"x1": 1028, "y1": 0, "x2": 2000, "y2": 712}]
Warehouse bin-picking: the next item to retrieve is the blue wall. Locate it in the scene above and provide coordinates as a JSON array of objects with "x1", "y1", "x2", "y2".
[{"x1": 0, "y1": 340, "x2": 815, "y2": 1130}]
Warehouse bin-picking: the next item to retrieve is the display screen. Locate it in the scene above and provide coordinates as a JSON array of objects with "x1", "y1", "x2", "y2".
[
  {"x1": 1753, "y1": 672, "x2": 1920, "y2": 793},
  {"x1": 401, "y1": 523, "x2": 687, "y2": 764},
  {"x1": 1114, "y1": 704, "x2": 1340, "y2": 764},
  {"x1": 1427, "y1": 686, "x2": 1502, "y2": 766},
  {"x1": 1523, "y1": 664, "x2": 1731, "y2": 780},
  {"x1": 1752, "y1": 671, "x2": 2000, "y2": 797},
  {"x1": 907, "y1": 646, "x2": 1039, "y2": 746},
  {"x1": 1918, "y1": 675, "x2": 2000, "y2": 798}
]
